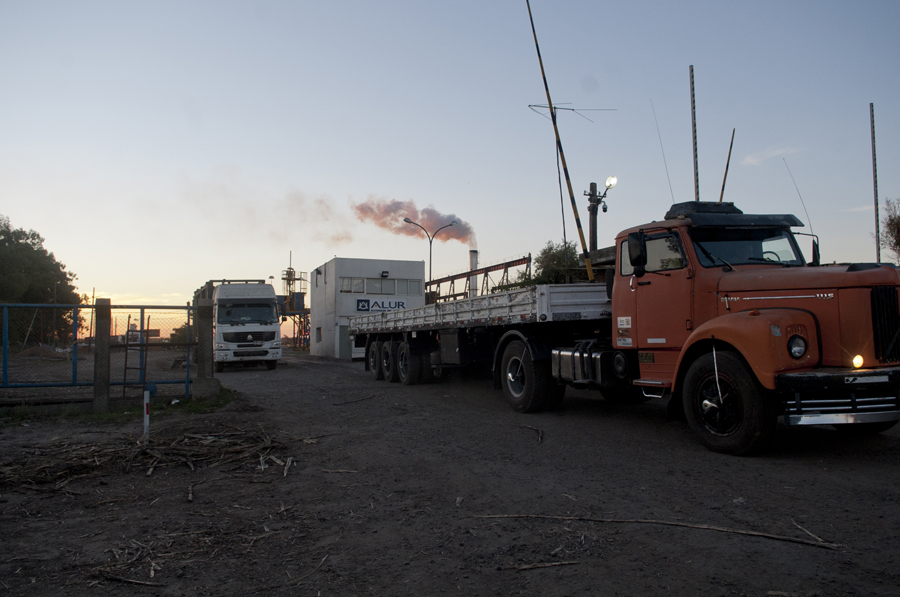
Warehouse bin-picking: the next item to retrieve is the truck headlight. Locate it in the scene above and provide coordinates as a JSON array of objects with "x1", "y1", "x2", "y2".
[
  {"x1": 272, "y1": 342, "x2": 281, "y2": 348},
  {"x1": 215, "y1": 343, "x2": 228, "y2": 350},
  {"x1": 787, "y1": 335, "x2": 807, "y2": 359},
  {"x1": 853, "y1": 354, "x2": 864, "y2": 368}
]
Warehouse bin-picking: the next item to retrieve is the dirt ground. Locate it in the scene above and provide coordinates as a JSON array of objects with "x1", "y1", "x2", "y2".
[{"x1": 1, "y1": 352, "x2": 899, "y2": 596}]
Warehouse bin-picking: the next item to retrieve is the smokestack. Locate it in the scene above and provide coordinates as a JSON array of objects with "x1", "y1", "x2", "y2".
[{"x1": 469, "y1": 250, "x2": 478, "y2": 298}]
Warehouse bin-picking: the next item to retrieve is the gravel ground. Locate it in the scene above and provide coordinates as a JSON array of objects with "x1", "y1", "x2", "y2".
[{"x1": 1, "y1": 351, "x2": 899, "y2": 596}]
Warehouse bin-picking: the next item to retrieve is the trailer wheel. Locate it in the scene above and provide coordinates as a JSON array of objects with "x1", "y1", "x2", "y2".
[
  {"x1": 382, "y1": 341, "x2": 400, "y2": 382},
  {"x1": 683, "y1": 351, "x2": 776, "y2": 455},
  {"x1": 501, "y1": 340, "x2": 550, "y2": 413},
  {"x1": 398, "y1": 342, "x2": 421, "y2": 385},
  {"x1": 368, "y1": 341, "x2": 384, "y2": 380}
]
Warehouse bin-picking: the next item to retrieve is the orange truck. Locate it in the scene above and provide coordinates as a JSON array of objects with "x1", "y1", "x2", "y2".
[{"x1": 351, "y1": 201, "x2": 900, "y2": 454}]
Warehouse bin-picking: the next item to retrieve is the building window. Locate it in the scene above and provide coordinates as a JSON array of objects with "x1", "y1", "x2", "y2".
[
  {"x1": 339, "y1": 278, "x2": 365, "y2": 293},
  {"x1": 366, "y1": 278, "x2": 396, "y2": 295},
  {"x1": 316, "y1": 327, "x2": 322, "y2": 343}
]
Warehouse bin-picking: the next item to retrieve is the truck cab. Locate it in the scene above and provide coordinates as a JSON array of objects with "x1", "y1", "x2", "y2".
[
  {"x1": 612, "y1": 201, "x2": 900, "y2": 453},
  {"x1": 210, "y1": 281, "x2": 282, "y2": 372}
]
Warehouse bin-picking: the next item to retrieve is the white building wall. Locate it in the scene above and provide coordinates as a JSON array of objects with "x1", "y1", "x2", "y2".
[{"x1": 310, "y1": 257, "x2": 425, "y2": 359}]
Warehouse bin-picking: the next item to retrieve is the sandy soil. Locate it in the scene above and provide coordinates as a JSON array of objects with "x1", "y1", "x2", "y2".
[{"x1": 1, "y1": 352, "x2": 899, "y2": 596}]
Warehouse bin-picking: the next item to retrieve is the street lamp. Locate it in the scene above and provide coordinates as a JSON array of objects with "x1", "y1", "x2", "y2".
[{"x1": 403, "y1": 217, "x2": 456, "y2": 282}]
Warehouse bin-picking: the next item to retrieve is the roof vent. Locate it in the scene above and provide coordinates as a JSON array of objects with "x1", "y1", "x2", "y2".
[{"x1": 664, "y1": 201, "x2": 743, "y2": 220}]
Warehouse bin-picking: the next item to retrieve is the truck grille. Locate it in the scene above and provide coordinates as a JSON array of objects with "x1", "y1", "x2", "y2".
[
  {"x1": 223, "y1": 331, "x2": 276, "y2": 343},
  {"x1": 871, "y1": 286, "x2": 900, "y2": 363}
]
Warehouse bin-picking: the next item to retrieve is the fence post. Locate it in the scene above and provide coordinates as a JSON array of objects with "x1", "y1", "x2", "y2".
[
  {"x1": 93, "y1": 299, "x2": 111, "y2": 412},
  {"x1": 193, "y1": 298, "x2": 220, "y2": 398}
]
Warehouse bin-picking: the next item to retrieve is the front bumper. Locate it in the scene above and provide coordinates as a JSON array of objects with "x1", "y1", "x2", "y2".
[
  {"x1": 216, "y1": 348, "x2": 282, "y2": 363},
  {"x1": 775, "y1": 366, "x2": 900, "y2": 425}
]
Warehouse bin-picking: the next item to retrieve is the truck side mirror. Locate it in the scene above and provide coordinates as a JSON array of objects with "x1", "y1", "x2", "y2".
[
  {"x1": 627, "y1": 231, "x2": 647, "y2": 268},
  {"x1": 811, "y1": 239, "x2": 821, "y2": 267}
]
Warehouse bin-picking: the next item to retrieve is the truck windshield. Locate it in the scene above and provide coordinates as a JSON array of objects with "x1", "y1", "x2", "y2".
[
  {"x1": 689, "y1": 228, "x2": 804, "y2": 268},
  {"x1": 217, "y1": 302, "x2": 278, "y2": 324}
]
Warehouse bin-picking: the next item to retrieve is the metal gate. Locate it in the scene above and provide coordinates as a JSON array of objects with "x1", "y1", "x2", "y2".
[{"x1": 1, "y1": 303, "x2": 197, "y2": 406}]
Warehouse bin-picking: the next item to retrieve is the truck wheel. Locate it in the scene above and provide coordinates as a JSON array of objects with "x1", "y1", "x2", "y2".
[
  {"x1": 398, "y1": 342, "x2": 421, "y2": 385},
  {"x1": 501, "y1": 340, "x2": 549, "y2": 413},
  {"x1": 215, "y1": 362, "x2": 225, "y2": 373},
  {"x1": 265, "y1": 360, "x2": 277, "y2": 370},
  {"x1": 833, "y1": 420, "x2": 898, "y2": 436},
  {"x1": 382, "y1": 341, "x2": 400, "y2": 382},
  {"x1": 683, "y1": 351, "x2": 776, "y2": 455},
  {"x1": 368, "y1": 341, "x2": 384, "y2": 380}
]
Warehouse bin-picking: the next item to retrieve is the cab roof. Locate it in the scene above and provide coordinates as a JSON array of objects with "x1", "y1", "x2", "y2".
[{"x1": 664, "y1": 201, "x2": 803, "y2": 228}]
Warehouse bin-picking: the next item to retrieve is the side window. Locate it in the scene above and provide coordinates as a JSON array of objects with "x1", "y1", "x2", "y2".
[
  {"x1": 646, "y1": 234, "x2": 686, "y2": 272},
  {"x1": 620, "y1": 241, "x2": 634, "y2": 276}
]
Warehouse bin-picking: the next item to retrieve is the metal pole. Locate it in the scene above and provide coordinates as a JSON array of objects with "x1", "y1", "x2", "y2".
[
  {"x1": 71, "y1": 306, "x2": 78, "y2": 384},
  {"x1": 690, "y1": 65, "x2": 700, "y2": 202},
  {"x1": 526, "y1": 0, "x2": 595, "y2": 281},
  {"x1": 428, "y1": 236, "x2": 433, "y2": 283},
  {"x1": 719, "y1": 128, "x2": 735, "y2": 203},
  {"x1": 871, "y1": 103, "x2": 880, "y2": 262},
  {"x1": 2, "y1": 307, "x2": 8, "y2": 387}
]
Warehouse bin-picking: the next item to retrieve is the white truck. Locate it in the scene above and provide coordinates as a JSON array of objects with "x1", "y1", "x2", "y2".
[{"x1": 195, "y1": 280, "x2": 282, "y2": 372}]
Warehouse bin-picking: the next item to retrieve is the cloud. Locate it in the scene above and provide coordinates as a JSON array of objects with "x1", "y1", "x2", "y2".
[
  {"x1": 741, "y1": 146, "x2": 801, "y2": 166},
  {"x1": 841, "y1": 205, "x2": 873, "y2": 213}
]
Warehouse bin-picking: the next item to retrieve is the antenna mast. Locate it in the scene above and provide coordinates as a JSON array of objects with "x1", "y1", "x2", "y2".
[
  {"x1": 525, "y1": 0, "x2": 595, "y2": 281},
  {"x1": 718, "y1": 129, "x2": 735, "y2": 203},
  {"x1": 871, "y1": 103, "x2": 880, "y2": 262},
  {"x1": 690, "y1": 65, "x2": 700, "y2": 202}
]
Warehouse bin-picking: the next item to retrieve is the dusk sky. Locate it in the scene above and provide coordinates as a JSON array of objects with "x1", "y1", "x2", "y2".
[{"x1": 1, "y1": 1, "x2": 898, "y2": 304}]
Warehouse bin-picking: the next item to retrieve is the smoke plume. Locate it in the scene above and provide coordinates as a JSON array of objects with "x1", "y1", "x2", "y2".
[{"x1": 351, "y1": 197, "x2": 476, "y2": 248}]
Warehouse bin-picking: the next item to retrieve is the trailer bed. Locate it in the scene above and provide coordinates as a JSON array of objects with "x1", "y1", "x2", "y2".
[{"x1": 349, "y1": 283, "x2": 611, "y2": 334}]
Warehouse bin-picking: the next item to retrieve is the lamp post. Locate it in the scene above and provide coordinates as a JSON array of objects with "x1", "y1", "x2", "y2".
[{"x1": 403, "y1": 218, "x2": 456, "y2": 282}]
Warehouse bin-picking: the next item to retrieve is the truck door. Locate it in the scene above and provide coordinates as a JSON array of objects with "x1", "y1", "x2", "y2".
[{"x1": 632, "y1": 231, "x2": 692, "y2": 350}]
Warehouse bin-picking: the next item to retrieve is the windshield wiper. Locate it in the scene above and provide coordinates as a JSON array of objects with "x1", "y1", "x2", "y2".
[
  {"x1": 746, "y1": 257, "x2": 795, "y2": 267},
  {"x1": 694, "y1": 242, "x2": 734, "y2": 271}
]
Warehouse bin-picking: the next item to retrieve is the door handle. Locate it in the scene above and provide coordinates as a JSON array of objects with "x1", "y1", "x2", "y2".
[{"x1": 637, "y1": 281, "x2": 652, "y2": 286}]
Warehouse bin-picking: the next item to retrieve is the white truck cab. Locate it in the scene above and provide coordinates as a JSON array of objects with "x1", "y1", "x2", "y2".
[{"x1": 210, "y1": 281, "x2": 282, "y2": 372}]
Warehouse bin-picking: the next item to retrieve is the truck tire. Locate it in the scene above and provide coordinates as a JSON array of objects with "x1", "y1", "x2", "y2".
[
  {"x1": 382, "y1": 341, "x2": 400, "y2": 383},
  {"x1": 501, "y1": 340, "x2": 550, "y2": 413},
  {"x1": 215, "y1": 362, "x2": 225, "y2": 373},
  {"x1": 398, "y1": 342, "x2": 421, "y2": 385},
  {"x1": 368, "y1": 341, "x2": 384, "y2": 380},
  {"x1": 683, "y1": 351, "x2": 776, "y2": 455},
  {"x1": 265, "y1": 360, "x2": 277, "y2": 370}
]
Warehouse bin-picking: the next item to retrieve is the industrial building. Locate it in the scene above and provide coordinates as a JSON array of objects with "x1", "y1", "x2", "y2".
[{"x1": 310, "y1": 257, "x2": 425, "y2": 359}]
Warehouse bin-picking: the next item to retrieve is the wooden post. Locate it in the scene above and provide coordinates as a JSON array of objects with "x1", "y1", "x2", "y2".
[{"x1": 92, "y1": 298, "x2": 111, "y2": 412}]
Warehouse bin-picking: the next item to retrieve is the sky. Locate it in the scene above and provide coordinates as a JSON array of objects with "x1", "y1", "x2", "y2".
[{"x1": 1, "y1": 0, "x2": 898, "y2": 305}]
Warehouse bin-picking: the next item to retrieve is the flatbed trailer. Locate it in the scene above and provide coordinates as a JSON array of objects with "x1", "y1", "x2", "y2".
[{"x1": 350, "y1": 283, "x2": 616, "y2": 413}]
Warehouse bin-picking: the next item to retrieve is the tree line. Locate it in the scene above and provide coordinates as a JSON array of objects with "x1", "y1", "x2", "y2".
[{"x1": 1, "y1": 215, "x2": 83, "y2": 348}]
